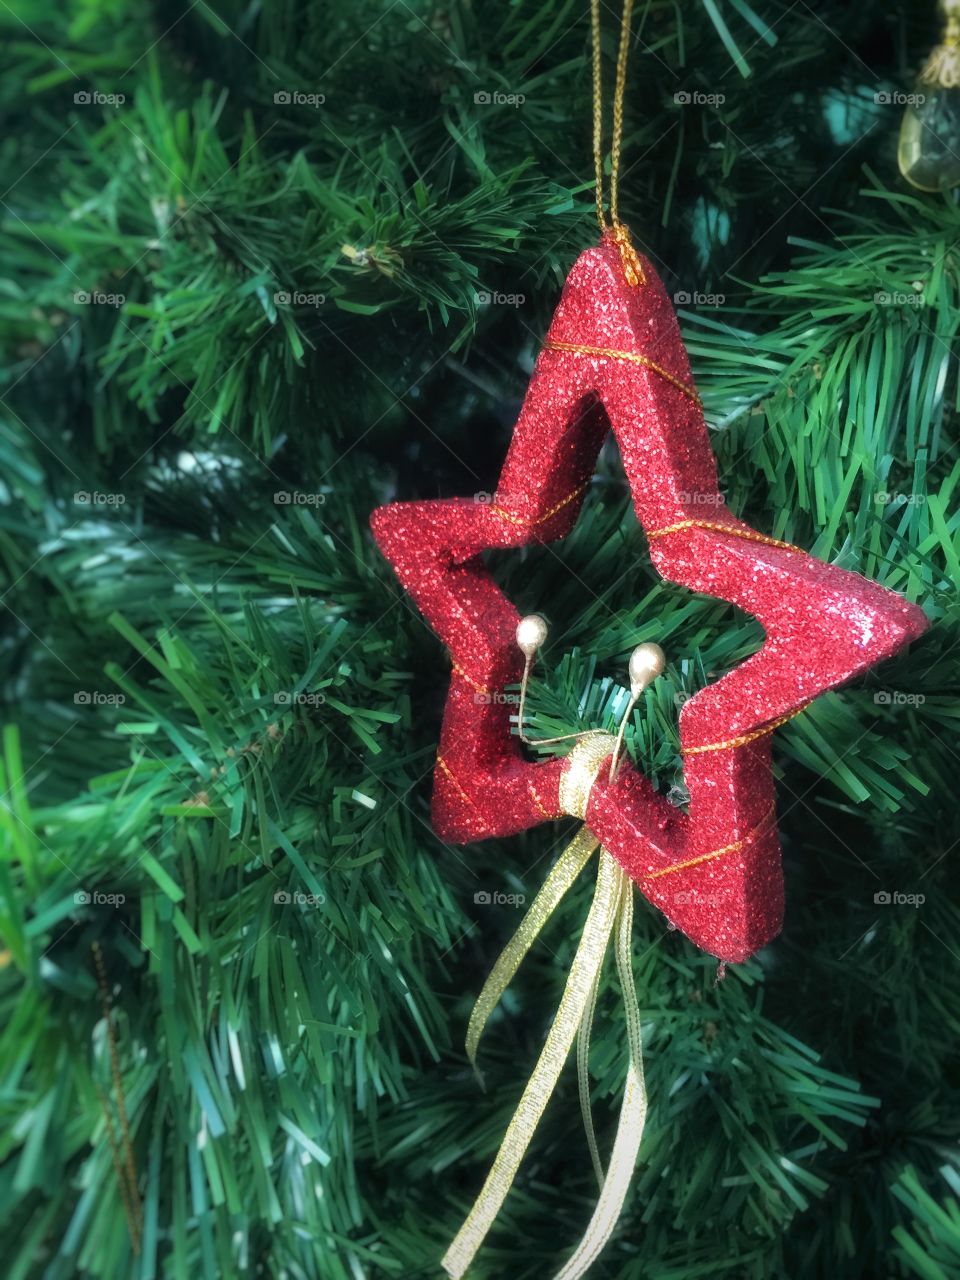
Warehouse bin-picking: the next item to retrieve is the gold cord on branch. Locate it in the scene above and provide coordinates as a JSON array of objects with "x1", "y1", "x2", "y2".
[
  {"x1": 591, "y1": 0, "x2": 645, "y2": 285},
  {"x1": 93, "y1": 941, "x2": 142, "y2": 1255}
]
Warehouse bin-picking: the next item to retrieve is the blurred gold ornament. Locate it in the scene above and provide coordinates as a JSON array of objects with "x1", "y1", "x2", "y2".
[{"x1": 898, "y1": 0, "x2": 960, "y2": 190}]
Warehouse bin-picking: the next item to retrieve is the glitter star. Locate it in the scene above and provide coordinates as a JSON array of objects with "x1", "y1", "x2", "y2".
[{"x1": 371, "y1": 234, "x2": 927, "y2": 962}]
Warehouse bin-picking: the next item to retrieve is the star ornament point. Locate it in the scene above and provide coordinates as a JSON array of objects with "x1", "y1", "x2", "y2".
[{"x1": 371, "y1": 237, "x2": 928, "y2": 962}]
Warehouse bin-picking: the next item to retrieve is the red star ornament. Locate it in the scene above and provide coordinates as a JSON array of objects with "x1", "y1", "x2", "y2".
[{"x1": 371, "y1": 233, "x2": 927, "y2": 963}]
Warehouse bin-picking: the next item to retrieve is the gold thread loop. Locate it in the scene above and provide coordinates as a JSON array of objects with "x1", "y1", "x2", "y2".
[
  {"x1": 610, "y1": 222, "x2": 646, "y2": 286},
  {"x1": 608, "y1": 0, "x2": 635, "y2": 231},
  {"x1": 591, "y1": 0, "x2": 643, "y2": 286},
  {"x1": 919, "y1": 2, "x2": 960, "y2": 88},
  {"x1": 591, "y1": 0, "x2": 605, "y2": 233}
]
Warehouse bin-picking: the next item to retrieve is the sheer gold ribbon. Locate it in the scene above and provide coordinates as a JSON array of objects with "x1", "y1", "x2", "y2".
[
  {"x1": 555, "y1": 869, "x2": 646, "y2": 1279},
  {"x1": 465, "y1": 825, "x2": 601, "y2": 1086},
  {"x1": 443, "y1": 735, "x2": 648, "y2": 1278}
]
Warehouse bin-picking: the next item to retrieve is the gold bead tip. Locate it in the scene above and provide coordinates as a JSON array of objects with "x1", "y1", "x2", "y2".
[
  {"x1": 628, "y1": 642, "x2": 666, "y2": 696},
  {"x1": 516, "y1": 614, "x2": 549, "y2": 658}
]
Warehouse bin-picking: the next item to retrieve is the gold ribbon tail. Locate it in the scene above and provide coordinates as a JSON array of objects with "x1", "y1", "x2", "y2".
[
  {"x1": 553, "y1": 873, "x2": 647, "y2": 1279},
  {"x1": 466, "y1": 826, "x2": 600, "y2": 1084},
  {"x1": 442, "y1": 851, "x2": 621, "y2": 1279},
  {"x1": 577, "y1": 959, "x2": 606, "y2": 1189}
]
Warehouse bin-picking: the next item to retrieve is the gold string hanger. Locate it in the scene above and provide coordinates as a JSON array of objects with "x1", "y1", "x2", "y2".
[{"x1": 591, "y1": 0, "x2": 646, "y2": 286}]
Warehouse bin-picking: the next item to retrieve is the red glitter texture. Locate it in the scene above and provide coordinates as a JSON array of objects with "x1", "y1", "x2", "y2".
[{"x1": 370, "y1": 234, "x2": 928, "y2": 963}]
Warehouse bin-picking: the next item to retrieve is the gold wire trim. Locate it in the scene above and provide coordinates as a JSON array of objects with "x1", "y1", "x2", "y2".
[
  {"x1": 683, "y1": 701, "x2": 811, "y2": 756},
  {"x1": 491, "y1": 481, "x2": 589, "y2": 528},
  {"x1": 645, "y1": 518, "x2": 802, "y2": 552},
  {"x1": 451, "y1": 660, "x2": 489, "y2": 695},
  {"x1": 437, "y1": 755, "x2": 479, "y2": 809},
  {"x1": 528, "y1": 782, "x2": 555, "y2": 819},
  {"x1": 543, "y1": 339, "x2": 701, "y2": 406},
  {"x1": 95, "y1": 1082, "x2": 141, "y2": 1253},
  {"x1": 647, "y1": 801, "x2": 777, "y2": 879}
]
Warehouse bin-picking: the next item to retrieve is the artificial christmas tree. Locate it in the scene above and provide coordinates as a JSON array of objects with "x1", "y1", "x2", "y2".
[{"x1": 0, "y1": 2, "x2": 958, "y2": 1278}]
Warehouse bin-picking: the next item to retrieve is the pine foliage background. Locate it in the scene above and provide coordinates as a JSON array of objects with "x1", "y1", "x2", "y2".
[{"x1": 1, "y1": 1, "x2": 958, "y2": 1277}]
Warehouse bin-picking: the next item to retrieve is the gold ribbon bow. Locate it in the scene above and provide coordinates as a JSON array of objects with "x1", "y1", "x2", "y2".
[{"x1": 442, "y1": 736, "x2": 648, "y2": 1279}]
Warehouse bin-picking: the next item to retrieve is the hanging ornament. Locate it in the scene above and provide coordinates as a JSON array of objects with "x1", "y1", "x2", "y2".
[
  {"x1": 371, "y1": 1, "x2": 929, "y2": 1274},
  {"x1": 898, "y1": 0, "x2": 960, "y2": 190}
]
